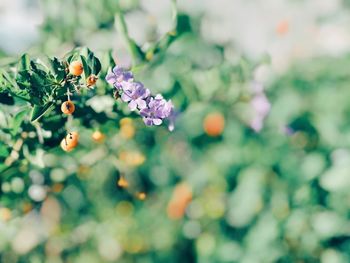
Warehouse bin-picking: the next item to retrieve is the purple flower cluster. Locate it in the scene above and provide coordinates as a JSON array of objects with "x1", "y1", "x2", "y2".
[{"x1": 106, "y1": 66, "x2": 175, "y2": 130}]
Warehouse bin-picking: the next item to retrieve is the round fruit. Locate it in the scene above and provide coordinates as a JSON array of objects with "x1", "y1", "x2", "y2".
[
  {"x1": 60, "y1": 139, "x2": 73, "y2": 152},
  {"x1": 203, "y1": 112, "x2": 225, "y2": 137},
  {"x1": 65, "y1": 132, "x2": 79, "y2": 148},
  {"x1": 61, "y1": 101, "x2": 75, "y2": 115},
  {"x1": 86, "y1": 75, "x2": 98, "y2": 87},
  {"x1": 92, "y1": 131, "x2": 105, "y2": 143},
  {"x1": 69, "y1": 60, "x2": 83, "y2": 76}
]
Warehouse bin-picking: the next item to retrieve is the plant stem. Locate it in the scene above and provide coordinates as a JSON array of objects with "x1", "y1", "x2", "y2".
[{"x1": 115, "y1": 7, "x2": 142, "y2": 66}]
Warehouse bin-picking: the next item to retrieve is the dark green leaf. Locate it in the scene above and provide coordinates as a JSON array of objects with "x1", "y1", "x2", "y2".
[
  {"x1": 49, "y1": 57, "x2": 66, "y2": 82},
  {"x1": 30, "y1": 102, "x2": 54, "y2": 122},
  {"x1": 80, "y1": 55, "x2": 91, "y2": 78},
  {"x1": 18, "y1": 54, "x2": 30, "y2": 71}
]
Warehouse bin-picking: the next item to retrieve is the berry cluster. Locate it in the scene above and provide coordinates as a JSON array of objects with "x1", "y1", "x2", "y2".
[
  {"x1": 60, "y1": 60, "x2": 98, "y2": 151},
  {"x1": 106, "y1": 66, "x2": 176, "y2": 131}
]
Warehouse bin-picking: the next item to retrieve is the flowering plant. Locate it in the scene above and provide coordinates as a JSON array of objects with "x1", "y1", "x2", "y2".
[{"x1": 106, "y1": 66, "x2": 175, "y2": 130}]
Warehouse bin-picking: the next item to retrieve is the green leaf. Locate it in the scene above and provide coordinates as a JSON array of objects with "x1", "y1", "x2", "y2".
[
  {"x1": 0, "y1": 92, "x2": 14, "y2": 105},
  {"x1": 87, "y1": 54, "x2": 102, "y2": 75},
  {"x1": 80, "y1": 55, "x2": 91, "y2": 78},
  {"x1": 0, "y1": 68, "x2": 20, "y2": 90},
  {"x1": 49, "y1": 57, "x2": 66, "y2": 82},
  {"x1": 80, "y1": 47, "x2": 93, "y2": 59},
  {"x1": 18, "y1": 54, "x2": 30, "y2": 71},
  {"x1": 30, "y1": 102, "x2": 54, "y2": 122}
]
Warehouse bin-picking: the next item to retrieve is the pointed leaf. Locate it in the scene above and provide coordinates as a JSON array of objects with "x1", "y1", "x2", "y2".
[
  {"x1": 18, "y1": 54, "x2": 30, "y2": 71},
  {"x1": 30, "y1": 102, "x2": 54, "y2": 122}
]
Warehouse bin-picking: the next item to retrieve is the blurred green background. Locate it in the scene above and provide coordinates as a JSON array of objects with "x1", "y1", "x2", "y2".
[{"x1": 1, "y1": 0, "x2": 350, "y2": 262}]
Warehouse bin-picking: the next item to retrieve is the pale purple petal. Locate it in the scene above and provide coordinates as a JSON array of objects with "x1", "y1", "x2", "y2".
[
  {"x1": 128, "y1": 100, "x2": 137, "y2": 111},
  {"x1": 137, "y1": 99, "x2": 147, "y2": 109},
  {"x1": 121, "y1": 93, "x2": 131, "y2": 102},
  {"x1": 106, "y1": 73, "x2": 117, "y2": 84}
]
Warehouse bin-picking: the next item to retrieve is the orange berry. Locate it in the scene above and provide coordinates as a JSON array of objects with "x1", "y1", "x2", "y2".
[
  {"x1": 0, "y1": 207, "x2": 12, "y2": 221},
  {"x1": 117, "y1": 177, "x2": 129, "y2": 188},
  {"x1": 276, "y1": 20, "x2": 289, "y2": 36},
  {"x1": 86, "y1": 75, "x2": 98, "y2": 87},
  {"x1": 167, "y1": 183, "x2": 192, "y2": 220},
  {"x1": 167, "y1": 201, "x2": 186, "y2": 220},
  {"x1": 203, "y1": 112, "x2": 225, "y2": 137},
  {"x1": 120, "y1": 117, "x2": 133, "y2": 126},
  {"x1": 69, "y1": 60, "x2": 83, "y2": 76},
  {"x1": 65, "y1": 132, "x2": 79, "y2": 148},
  {"x1": 61, "y1": 101, "x2": 75, "y2": 115},
  {"x1": 60, "y1": 139, "x2": 73, "y2": 152},
  {"x1": 120, "y1": 124, "x2": 135, "y2": 139},
  {"x1": 92, "y1": 131, "x2": 105, "y2": 143}
]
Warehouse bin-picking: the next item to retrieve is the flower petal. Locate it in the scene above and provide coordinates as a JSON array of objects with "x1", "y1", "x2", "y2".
[
  {"x1": 128, "y1": 100, "x2": 138, "y2": 111},
  {"x1": 105, "y1": 73, "x2": 117, "y2": 84},
  {"x1": 153, "y1": 118, "x2": 163, "y2": 125},
  {"x1": 137, "y1": 99, "x2": 147, "y2": 110},
  {"x1": 143, "y1": 118, "x2": 153, "y2": 126},
  {"x1": 121, "y1": 93, "x2": 131, "y2": 102}
]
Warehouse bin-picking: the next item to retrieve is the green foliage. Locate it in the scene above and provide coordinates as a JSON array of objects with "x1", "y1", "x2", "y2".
[
  {"x1": 1, "y1": 48, "x2": 102, "y2": 123},
  {"x1": 2, "y1": 1, "x2": 350, "y2": 263}
]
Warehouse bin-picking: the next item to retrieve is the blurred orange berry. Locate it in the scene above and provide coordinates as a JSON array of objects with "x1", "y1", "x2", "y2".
[
  {"x1": 120, "y1": 124, "x2": 135, "y2": 139},
  {"x1": 92, "y1": 131, "x2": 105, "y2": 143},
  {"x1": 69, "y1": 60, "x2": 83, "y2": 76},
  {"x1": 276, "y1": 20, "x2": 289, "y2": 36},
  {"x1": 203, "y1": 112, "x2": 225, "y2": 137},
  {"x1": 167, "y1": 183, "x2": 192, "y2": 220},
  {"x1": 137, "y1": 192, "x2": 147, "y2": 200},
  {"x1": 167, "y1": 201, "x2": 186, "y2": 220},
  {"x1": 0, "y1": 207, "x2": 12, "y2": 221},
  {"x1": 117, "y1": 177, "x2": 129, "y2": 188},
  {"x1": 120, "y1": 117, "x2": 133, "y2": 126},
  {"x1": 119, "y1": 151, "x2": 145, "y2": 167},
  {"x1": 61, "y1": 101, "x2": 75, "y2": 115}
]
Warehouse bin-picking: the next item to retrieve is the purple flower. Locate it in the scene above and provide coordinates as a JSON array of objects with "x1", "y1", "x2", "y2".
[
  {"x1": 105, "y1": 65, "x2": 133, "y2": 90},
  {"x1": 140, "y1": 95, "x2": 169, "y2": 126},
  {"x1": 121, "y1": 82, "x2": 150, "y2": 111},
  {"x1": 105, "y1": 65, "x2": 176, "y2": 130}
]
